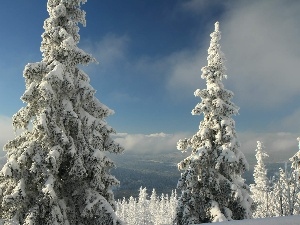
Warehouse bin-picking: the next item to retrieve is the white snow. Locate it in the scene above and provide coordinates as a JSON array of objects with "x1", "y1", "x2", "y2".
[
  {"x1": 45, "y1": 63, "x2": 64, "y2": 82},
  {"x1": 1, "y1": 164, "x2": 12, "y2": 177},
  {"x1": 93, "y1": 149, "x2": 104, "y2": 159},
  {"x1": 210, "y1": 201, "x2": 227, "y2": 222},
  {"x1": 22, "y1": 81, "x2": 37, "y2": 99},
  {"x1": 62, "y1": 36, "x2": 76, "y2": 49},
  {"x1": 53, "y1": 3, "x2": 66, "y2": 18},
  {"x1": 42, "y1": 175, "x2": 57, "y2": 200},
  {"x1": 201, "y1": 215, "x2": 300, "y2": 225}
]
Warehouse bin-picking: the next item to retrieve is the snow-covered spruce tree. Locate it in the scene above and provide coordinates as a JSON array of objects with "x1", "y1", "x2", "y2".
[
  {"x1": 290, "y1": 137, "x2": 300, "y2": 177},
  {"x1": 250, "y1": 141, "x2": 270, "y2": 218},
  {"x1": 269, "y1": 164, "x2": 300, "y2": 217},
  {"x1": 0, "y1": 0, "x2": 124, "y2": 224},
  {"x1": 149, "y1": 188, "x2": 159, "y2": 224},
  {"x1": 266, "y1": 139, "x2": 300, "y2": 218},
  {"x1": 137, "y1": 187, "x2": 151, "y2": 225},
  {"x1": 174, "y1": 22, "x2": 252, "y2": 225}
]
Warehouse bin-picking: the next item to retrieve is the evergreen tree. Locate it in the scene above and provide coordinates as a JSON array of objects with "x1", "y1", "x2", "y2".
[
  {"x1": 259, "y1": 138, "x2": 300, "y2": 218},
  {"x1": 149, "y1": 189, "x2": 159, "y2": 224},
  {"x1": 290, "y1": 137, "x2": 300, "y2": 177},
  {"x1": 137, "y1": 187, "x2": 150, "y2": 225},
  {"x1": 269, "y1": 165, "x2": 300, "y2": 217},
  {"x1": 0, "y1": 0, "x2": 123, "y2": 224},
  {"x1": 250, "y1": 141, "x2": 270, "y2": 218},
  {"x1": 271, "y1": 138, "x2": 300, "y2": 216},
  {"x1": 127, "y1": 196, "x2": 137, "y2": 225},
  {"x1": 174, "y1": 22, "x2": 252, "y2": 225},
  {"x1": 169, "y1": 190, "x2": 178, "y2": 223},
  {"x1": 158, "y1": 193, "x2": 168, "y2": 225}
]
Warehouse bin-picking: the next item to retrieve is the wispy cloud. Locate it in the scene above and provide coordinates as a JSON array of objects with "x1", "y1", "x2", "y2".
[
  {"x1": 79, "y1": 1, "x2": 300, "y2": 137},
  {"x1": 81, "y1": 33, "x2": 130, "y2": 70},
  {"x1": 165, "y1": 0, "x2": 300, "y2": 110},
  {"x1": 113, "y1": 132, "x2": 191, "y2": 154},
  {"x1": 178, "y1": 0, "x2": 228, "y2": 15},
  {"x1": 165, "y1": 49, "x2": 207, "y2": 100},
  {"x1": 221, "y1": 0, "x2": 300, "y2": 109},
  {"x1": 273, "y1": 107, "x2": 300, "y2": 133},
  {"x1": 239, "y1": 131, "x2": 298, "y2": 163}
]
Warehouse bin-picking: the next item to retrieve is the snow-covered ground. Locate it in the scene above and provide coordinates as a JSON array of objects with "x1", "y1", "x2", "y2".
[{"x1": 201, "y1": 215, "x2": 300, "y2": 225}]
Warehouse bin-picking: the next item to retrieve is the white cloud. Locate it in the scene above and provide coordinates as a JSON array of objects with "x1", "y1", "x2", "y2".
[
  {"x1": 113, "y1": 132, "x2": 191, "y2": 154},
  {"x1": 82, "y1": 33, "x2": 130, "y2": 70},
  {"x1": 165, "y1": 49, "x2": 207, "y2": 99},
  {"x1": 0, "y1": 114, "x2": 296, "y2": 166},
  {"x1": 239, "y1": 131, "x2": 298, "y2": 164},
  {"x1": 75, "y1": 2, "x2": 300, "y2": 138},
  {"x1": 272, "y1": 107, "x2": 300, "y2": 133},
  {"x1": 112, "y1": 131, "x2": 299, "y2": 164},
  {"x1": 221, "y1": 0, "x2": 300, "y2": 109},
  {"x1": 166, "y1": 0, "x2": 300, "y2": 110},
  {"x1": 76, "y1": 1, "x2": 300, "y2": 113}
]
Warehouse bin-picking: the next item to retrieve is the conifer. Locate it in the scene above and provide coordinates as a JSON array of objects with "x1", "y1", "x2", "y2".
[
  {"x1": 175, "y1": 22, "x2": 252, "y2": 225},
  {"x1": 0, "y1": 1, "x2": 123, "y2": 224}
]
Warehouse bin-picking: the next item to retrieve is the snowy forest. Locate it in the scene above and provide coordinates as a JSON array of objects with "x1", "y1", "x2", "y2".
[{"x1": 1, "y1": 0, "x2": 300, "y2": 225}]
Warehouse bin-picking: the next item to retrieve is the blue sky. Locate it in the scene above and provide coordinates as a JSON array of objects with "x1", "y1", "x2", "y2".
[{"x1": 1, "y1": 0, "x2": 300, "y2": 162}]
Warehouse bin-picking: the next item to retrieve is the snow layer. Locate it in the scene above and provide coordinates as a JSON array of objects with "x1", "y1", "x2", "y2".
[{"x1": 201, "y1": 215, "x2": 300, "y2": 225}]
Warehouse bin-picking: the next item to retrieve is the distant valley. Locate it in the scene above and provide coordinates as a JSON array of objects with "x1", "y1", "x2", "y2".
[
  {"x1": 110, "y1": 152, "x2": 288, "y2": 200},
  {"x1": 0, "y1": 153, "x2": 290, "y2": 200}
]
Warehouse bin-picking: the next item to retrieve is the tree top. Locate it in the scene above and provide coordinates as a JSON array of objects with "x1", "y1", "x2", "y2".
[{"x1": 215, "y1": 21, "x2": 220, "y2": 32}]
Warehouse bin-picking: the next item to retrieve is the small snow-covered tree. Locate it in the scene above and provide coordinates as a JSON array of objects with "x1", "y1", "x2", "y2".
[
  {"x1": 289, "y1": 137, "x2": 300, "y2": 215},
  {"x1": 0, "y1": 0, "x2": 123, "y2": 224},
  {"x1": 137, "y1": 187, "x2": 151, "y2": 225},
  {"x1": 266, "y1": 138, "x2": 300, "y2": 218},
  {"x1": 169, "y1": 190, "x2": 178, "y2": 223},
  {"x1": 158, "y1": 193, "x2": 169, "y2": 225},
  {"x1": 174, "y1": 22, "x2": 252, "y2": 225},
  {"x1": 250, "y1": 141, "x2": 270, "y2": 218},
  {"x1": 127, "y1": 196, "x2": 137, "y2": 225},
  {"x1": 290, "y1": 137, "x2": 300, "y2": 177},
  {"x1": 269, "y1": 164, "x2": 300, "y2": 217},
  {"x1": 149, "y1": 188, "x2": 159, "y2": 224}
]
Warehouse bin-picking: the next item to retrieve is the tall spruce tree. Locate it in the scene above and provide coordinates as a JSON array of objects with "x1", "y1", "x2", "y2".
[
  {"x1": 0, "y1": 0, "x2": 124, "y2": 224},
  {"x1": 174, "y1": 22, "x2": 252, "y2": 225}
]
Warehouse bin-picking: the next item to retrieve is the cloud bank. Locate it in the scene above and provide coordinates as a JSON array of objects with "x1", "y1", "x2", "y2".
[
  {"x1": 0, "y1": 115, "x2": 297, "y2": 165},
  {"x1": 113, "y1": 132, "x2": 190, "y2": 154},
  {"x1": 113, "y1": 131, "x2": 299, "y2": 164}
]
